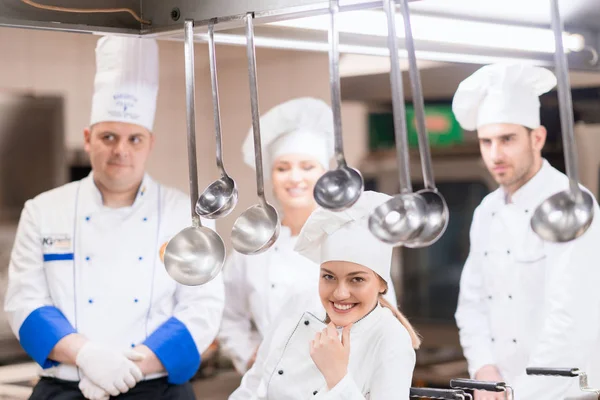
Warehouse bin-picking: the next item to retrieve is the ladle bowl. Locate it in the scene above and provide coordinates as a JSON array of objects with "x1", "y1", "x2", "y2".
[
  {"x1": 369, "y1": 193, "x2": 427, "y2": 244},
  {"x1": 314, "y1": 166, "x2": 364, "y2": 212},
  {"x1": 405, "y1": 189, "x2": 449, "y2": 248},
  {"x1": 164, "y1": 224, "x2": 226, "y2": 286},
  {"x1": 232, "y1": 203, "x2": 280, "y2": 255},
  {"x1": 531, "y1": 190, "x2": 594, "y2": 243},
  {"x1": 196, "y1": 175, "x2": 238, "y2": 219}
]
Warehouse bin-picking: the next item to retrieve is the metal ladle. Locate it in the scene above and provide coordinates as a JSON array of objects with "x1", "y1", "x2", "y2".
[
  {"x1": 368, "y1": 0, "x2": 427, "y2": 245},
  {"x1": 530, "y1": 0, "x2": 594, "y2": 243},
  {"x1": 397, "y1": 0, "x2": 449, "y2": 248},
  {"x1": 163, "y1": 20, "x2": 226, "y2": 286},
  {"x1": 196, "y1": 20, "x2": 238, "y2": 219},
  {"x1": 313, "y1": 0, "x2": 364, "y2": 212},
  {"x1": 231, "y1": 13, "x2": 280, "y2": 255}
]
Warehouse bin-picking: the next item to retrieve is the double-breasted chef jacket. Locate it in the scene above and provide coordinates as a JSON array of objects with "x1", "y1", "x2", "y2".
[
  {"x1": 4, "y1": 173, "x2": 225, "y2": 384},
  {"x1": 455, "y1": 159, "x2": 600, "y2": 399}
]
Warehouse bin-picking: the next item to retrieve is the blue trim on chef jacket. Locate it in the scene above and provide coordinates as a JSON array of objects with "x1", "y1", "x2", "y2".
[
  {"x1": 143, "y1": 317, "x2": 200, "y2": 384},
  {"x1": 19, "y1": 306, "x2": 77, "y2": 369},
  {"x1": 43, "y1": 253, "x2": 74, "y2": 262}
]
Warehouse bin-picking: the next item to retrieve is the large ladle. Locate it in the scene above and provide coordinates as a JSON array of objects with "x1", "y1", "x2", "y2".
[
  {"x1": 313, "y1": 0, "x2": 364, "y2": 212},
  {"x1": 196, "y1": 20, "x2": 239, "y2": 219},
  {"x1": 397, "y1": 0, "x2": 449, "y2": 248},
  {"x1": 530, "y1": 0, "x2": 594, "y2": 243},
  {"x1": 368, "y1": 0, "x2": 427, "y2": 245},
  {"x1": 231, "y1": 13, "x2": 281, "y2": 255},
  {"x1": 164, "y1": 20, "x2": 226, "y2": 285}
]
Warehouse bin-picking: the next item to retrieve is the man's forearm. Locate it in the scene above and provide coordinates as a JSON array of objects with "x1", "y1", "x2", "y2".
[
  {"x1": 132, "y1": 344, "x2": 165, "y2": 375},
  {"x1": 48, "y1": 333, "x2": 88, "y2": 365}
]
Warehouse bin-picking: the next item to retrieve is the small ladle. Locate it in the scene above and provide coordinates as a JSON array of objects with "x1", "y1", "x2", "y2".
[
  {"x1": 196, "y1": 19, "x2": 238, "y2": 219},
  {"x1": 397, "y1": 0, "x2": 449, "y2": 248},
  {"x1": 368, "y1": 0, "x2": 427, "y2": 245},
  {"x1": 313, "y1": 0, "x2": 364, "y2": 212},
  {"x1": 231, "y1": 13, "x2": 280, "y2": 255},
  {"x1": 164, "y1": 20, "x2": 226, "y2": 286},
  {"x1": 530, "y1": 0, "x2": 594, "y2": 243}
]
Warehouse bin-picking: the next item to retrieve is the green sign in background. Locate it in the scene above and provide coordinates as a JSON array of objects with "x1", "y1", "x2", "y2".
[{"x1": 369, "y1": 105, "x2": 463, "y2": 151}]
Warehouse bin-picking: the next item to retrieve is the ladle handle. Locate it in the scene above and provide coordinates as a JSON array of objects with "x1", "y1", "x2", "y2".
[
  {"x1": 245, "y1": 13, "x2": 266, "y2": 203},
  {"x1": 383, "y1": 0, "x2": 412, "y2": 194},
  {"x1": 398, "y1": 0, "x2": 436, "y2": 190},
  {"x1": 328, "y1": 0, "x2": 347, "y2": 167},
  {"x1": 184, "y1": 19, "x2": 202, "y2": 227},
  {"x1": 208, "y1": 20, "x2": 226, "y2": 175},
  {"x1": 550, "y1": 0, "x2": 582, "y2": 199}
]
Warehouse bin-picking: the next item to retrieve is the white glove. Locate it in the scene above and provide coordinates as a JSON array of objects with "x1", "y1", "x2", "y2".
[
  {"x1": 75, "y1": 342, "x2": 145, "y2": 396},
  {"x1": 79, "y1": 374, "x2": 109, "y2": 400}
]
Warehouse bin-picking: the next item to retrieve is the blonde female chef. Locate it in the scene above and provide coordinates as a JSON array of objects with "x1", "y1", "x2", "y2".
[
  {"x1": 218, "y1": 98, "x2": 397, "y2": 374},
  {"x1": 229, "y1": 191, "x2": 419, "y2": 399}
]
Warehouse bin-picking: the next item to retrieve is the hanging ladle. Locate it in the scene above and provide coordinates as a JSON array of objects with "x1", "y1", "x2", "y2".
[
  {"x1": 163, "y1": 20, "x2": 226, "y2": 285},
  {"x1": 368, "y1": 0, "x2": 427, "y2": 245},
  {"x1": 530, "y1": 0, "x2": 594, "y2": 243},
  {"x1": 196, "y1": 19, "x2": 239, "y2": 219},
  {"x1": 397, "y1": 0, "x2": 449, "y2": 248},
  {"x1": 313, "y1": 0, "x2": 364, "y2": 212},
  {"x1": 231, "y1": 13, "x2": 281, "y2": 255}
]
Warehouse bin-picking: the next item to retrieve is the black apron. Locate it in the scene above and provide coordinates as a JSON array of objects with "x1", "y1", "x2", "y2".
[{"x1": 29, "y1": 377, "x2": 196, "y2": 400}]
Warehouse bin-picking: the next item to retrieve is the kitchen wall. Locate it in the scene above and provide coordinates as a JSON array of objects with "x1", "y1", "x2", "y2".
[{"x1": 0, "y1": 27, "x2": 370, "y2": 244}]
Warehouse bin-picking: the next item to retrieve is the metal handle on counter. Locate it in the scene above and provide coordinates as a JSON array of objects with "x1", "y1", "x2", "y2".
[
  {"x1": 450, "y1": 378, "x2": 507, "y2": 392},
  {"x1": 526, "y1": 367, "x2": 581, "y2": 377},
  {"x1": 410, "y1": 387, "x2": 466, "y2": 399}
]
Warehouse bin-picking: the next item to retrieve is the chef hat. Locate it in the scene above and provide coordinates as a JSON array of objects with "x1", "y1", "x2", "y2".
[
  {"x1": 242, "y1": 97, "x2": 334, "y2": 175},
  {"x1": 452, "y1": 63, "x2": 557, "y2": 131},
  {"x1": 294, "y1": 191, "x2": 394, "y2": 288},
  {"x1": 90, "y1": 36, "x2": 159, "y2": 132}
]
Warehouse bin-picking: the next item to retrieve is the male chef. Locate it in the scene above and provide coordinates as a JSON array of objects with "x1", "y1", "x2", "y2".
[
  {"x1": 453, "y1": 63, "x2": 600, "y2": 400},
  {"x1": 4, "y1": 35, "x2": 224, "y2": 399}
]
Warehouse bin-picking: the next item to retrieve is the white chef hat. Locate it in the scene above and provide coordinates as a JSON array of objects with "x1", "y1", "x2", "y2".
[
  {"x1": 90, "y1": 35, "x2": 159, "y2": 132},
  {"x1": 294, "y1": 191, "x2": 394, "y2": 288},
  {"x1": 242, "y1": 97, "x2": 334, "y2": 176},
  {"x1": 452, "y1": 63, "x2": 557, "y2": 131}
]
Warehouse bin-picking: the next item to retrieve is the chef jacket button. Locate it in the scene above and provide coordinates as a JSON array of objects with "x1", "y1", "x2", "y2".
[
  {"x1": 143, "y1": 217, "x2": 148, "y2": 222},
  {"x1": 131, "y1": 343, "x2": 135, "y2": 348},
  {"x1": 484, "y1": 251, "x2": 488, "y2": 256},
  {"x1": 85, "y1": 256, "x2": 90, "y2": 261},
  {"x1": 271, "y1": 284, "x2": 275, "y2": 289},
  {"x1": 278, "y1": 370, "x2": 284, "y2": 375},
  {"x1": 304, "y1": 320, "x2": 310, "y2": 326},
  {"x1": 525, "y1": 209, "x2": 529, "y2": 213},
  {"x1": 491, "y1": 212, "x2": 496, "y2": 217},
  {"x1": 507, "y1": 250, "x2": 511, "y2": 255},
  {"x1": 491, "y1": 338, "x2": 495, "y2": 342},
  {"x1": 513, "y1": 339, "x2": 517, "y2": 343},
  {"x1": 85, "y1": 216, "x2": 91, "y2": 222},
  {"x1": 488, "y1": 295, "x2": 492, "y2": 300},
  {"x1": 88, "y1": 299, "x2": 93, "y2": 304},
  {"x1": 508, "y1": 295, "x2": 513, "y2": 299},
  {"x1": 313, "y1": 391, "x2": 318, "y2": 395},
  {"x1": 134, "y1": 298, "x2": 139, "y2": 303},
  {"x1": 138, "y1": 256, "x2": 143, "y2": 261}
]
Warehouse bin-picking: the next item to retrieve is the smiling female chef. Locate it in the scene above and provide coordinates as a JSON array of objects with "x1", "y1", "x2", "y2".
[
  {"x1": 228, "y1": 191, "x2": 419, "y2": 399},
  {"x1": 218, "y1": 97, "x2": 398, "y2": 374},
  {"x1": 3, "y1": 36, "x2": 224, "y2": 400}
]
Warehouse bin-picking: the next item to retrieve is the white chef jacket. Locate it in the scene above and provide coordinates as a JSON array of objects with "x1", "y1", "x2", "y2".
[
  {"x1": 3, "y1": 173, "x2": 225, "y2": 384},
  {"x1": 218, "y1": 227, "x2": 398, "y2": 374},
  {"x1": 455, "y1": 159, "x2": 600, "y2": 399},
  {"x1": 229, "y1": 292, "x2": 415, "y2": 399}
]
